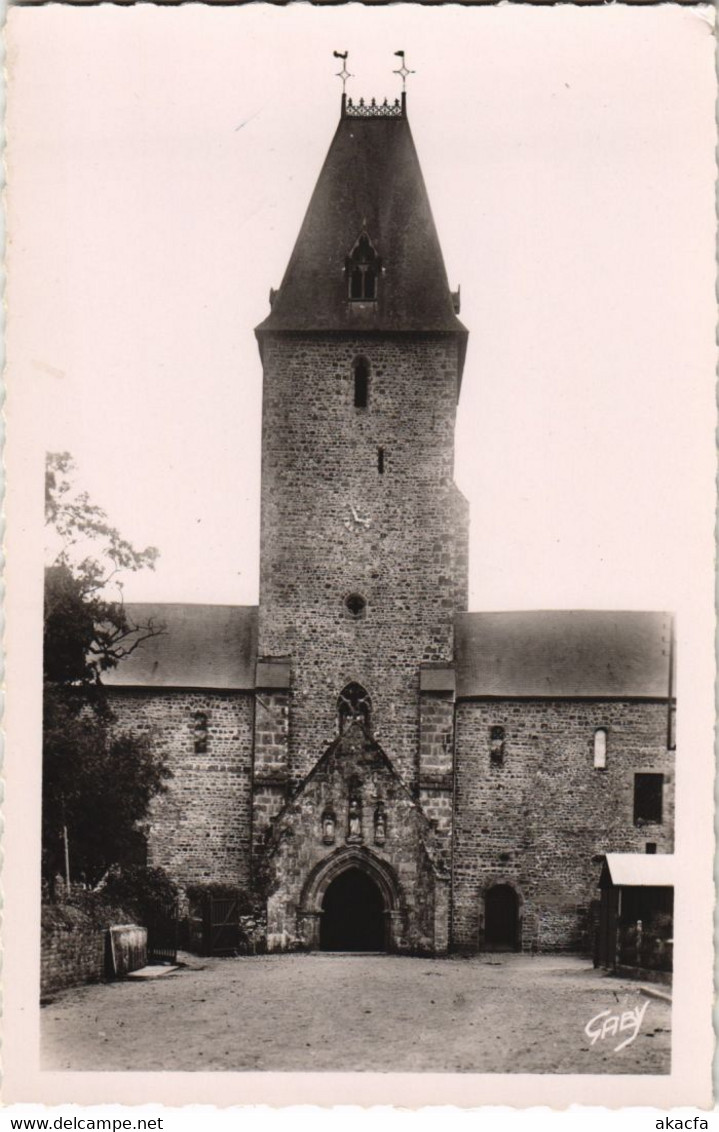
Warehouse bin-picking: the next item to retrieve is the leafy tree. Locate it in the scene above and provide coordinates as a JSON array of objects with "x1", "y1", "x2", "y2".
[
  {"x1": 45, "y1": 452, "x2": 161, "y2": 683},
  {"x1": 43, "y1": 453, "x2": 170, "y2": 889}
]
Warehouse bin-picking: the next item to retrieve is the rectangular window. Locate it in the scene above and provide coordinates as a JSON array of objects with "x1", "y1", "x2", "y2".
[{"x1": 633, "y1": 773, "x2": 663, "y2": 825}]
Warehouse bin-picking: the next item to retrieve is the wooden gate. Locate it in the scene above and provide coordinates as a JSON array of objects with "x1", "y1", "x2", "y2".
[
  {"x1": 204, "y1": 897, "x2": 240, "y2": 956},
  {"x1": 145, "y1": 897, "x2": 179, "y2": 964}
]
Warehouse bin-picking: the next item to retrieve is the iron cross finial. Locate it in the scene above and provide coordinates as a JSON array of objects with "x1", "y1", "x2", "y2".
[
  {"x1": 333, "y1": 50, "x2": 352, "y2": 94},
  {"x1": 393, "y1": 50, "x2": 415, "y2": 92}
]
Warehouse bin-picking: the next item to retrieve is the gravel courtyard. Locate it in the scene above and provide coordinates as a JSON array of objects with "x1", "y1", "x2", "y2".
[{"x1": 41, "y1": 952, "x2": 670, "y2": 1074}]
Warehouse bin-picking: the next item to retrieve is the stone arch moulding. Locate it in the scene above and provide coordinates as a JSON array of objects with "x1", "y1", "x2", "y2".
[
  {"x1": 297, "y1": 845, "x2": 403, "y2": 951},
  {"x1": 477, "y1": 876, "x2": 525, "y2": 953}
]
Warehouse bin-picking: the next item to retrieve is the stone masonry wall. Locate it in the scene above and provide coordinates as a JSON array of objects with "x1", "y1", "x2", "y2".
[
  {"x1": 419, "y1": 693, "x2": 454, "y2": 779},
  {"x1": 252, "y1": 782, "x2": 289, "y2": 856},
  {"x1": 41, "y1": 917, "x2": 106, "y2": 997},
  {"x1": 451, "y1": 483, "x2": 470, "y2": 614},
  {"x1": 258, "y1": 333, "x2": 467, "y2": 788},
  {"x1": 452, "y1": 699, "x2": 674, "y2": 952},
  {"x1": 253, "y1": 690, "x2": 291, "y2": 853},
  {"x1": 254, "y1": 690, "x2": 290, "y2": 778},
  {"x1": 108, "y1": 689, "x2": 255, "y2": 891},
  {"x1": 418, "y1": 691, "x2": 455, "y2": 870}
]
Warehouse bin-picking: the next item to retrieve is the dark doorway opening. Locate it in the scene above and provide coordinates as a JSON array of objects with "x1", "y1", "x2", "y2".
[
  {"x1": 485, "y1": 884, "x2": 519, "y2": 950},
  {"x1": 320, "y1": 867, "x2": 386, "y2": 952}
]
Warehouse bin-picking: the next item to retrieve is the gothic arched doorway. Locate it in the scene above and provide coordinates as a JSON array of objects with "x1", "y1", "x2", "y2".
[
  {"x1": 298, "y1": 846, "x2": 400, "y2": 951},
  {"x1": 320, "y1": 867, "x2": 386, "y2": 952},
  {"x1": 485, "y1": 884, "x2": 520, "y2": 950}
]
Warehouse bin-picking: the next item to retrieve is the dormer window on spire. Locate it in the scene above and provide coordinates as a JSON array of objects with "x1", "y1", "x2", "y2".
[{"x1": 346, "y1": 232, "x2": 381, "y2": 302}]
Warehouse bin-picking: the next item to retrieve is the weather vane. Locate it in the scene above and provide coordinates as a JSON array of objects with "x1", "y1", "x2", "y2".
[
  {"x1": 393, "y1": 50, "x2": 415, "y2": 92},
  {"x1": 333, "y1": 50, "x2": 353, "y2": 94}
]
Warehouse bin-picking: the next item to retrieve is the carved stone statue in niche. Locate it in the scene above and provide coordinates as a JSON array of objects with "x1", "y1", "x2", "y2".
[
  {"x1": 374, "y1": 801, "x2": 386, "y2": 846},
  {"x1": 347, "y1": 796, "x2": 362, "y2": 843},
  {"x1": 321, "y1": 809, "x2": 337, "y2": 845}
]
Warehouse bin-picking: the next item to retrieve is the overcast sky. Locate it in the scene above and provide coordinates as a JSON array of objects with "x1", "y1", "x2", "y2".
[{"x1": 7, "y1": 3, "x2": 716, "y2": 616}]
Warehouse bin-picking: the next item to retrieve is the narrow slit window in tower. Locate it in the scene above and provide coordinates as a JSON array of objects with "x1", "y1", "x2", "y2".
[
  {"x1": 377, "y1": 447, "x2": 385, "y2": 474},
  {"x1": 353, "y1": 358, "x2": 369, "y2": 408}
]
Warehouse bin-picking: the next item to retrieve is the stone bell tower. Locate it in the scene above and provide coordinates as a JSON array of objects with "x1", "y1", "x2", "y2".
[{"x1": 251, "y1": 83, "x2": 469, "y2": 950}]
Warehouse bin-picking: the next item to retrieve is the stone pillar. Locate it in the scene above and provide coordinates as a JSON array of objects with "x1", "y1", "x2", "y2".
[
  {"x1": 418, "y1": 664, "x2": 455, "y2": 872},
  {"x1": 433, "y1": 874, "x2": 451, "y2": 955},
  {"x1": 296, "y1": 910, "x2": 321, "y2": 950},
  {"x1": 252, "y1": 657, "x2": 291, "y2": 856},
  {"x1": 387, "y1": 909, "x2": 404, "y2": 952}
]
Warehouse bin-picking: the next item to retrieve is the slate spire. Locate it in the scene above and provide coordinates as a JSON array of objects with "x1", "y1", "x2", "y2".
[{"x1": 256, "y1": 97, "x2": 467, "y2": 367}]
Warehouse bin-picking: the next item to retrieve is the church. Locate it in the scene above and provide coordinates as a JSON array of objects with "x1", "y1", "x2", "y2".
[{"x1": 105, "y1": 85, "x2": 675, "y2": 955}]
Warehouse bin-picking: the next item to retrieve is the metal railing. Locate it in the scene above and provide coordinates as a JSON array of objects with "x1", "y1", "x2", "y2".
[{"x1": 344, "y1": 96, "x2": 403, "y2": 119}]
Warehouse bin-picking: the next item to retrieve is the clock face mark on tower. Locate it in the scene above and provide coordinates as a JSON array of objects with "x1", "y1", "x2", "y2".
[{"x1": 344, "y1": 501, "x2": 371, "y2": 530}]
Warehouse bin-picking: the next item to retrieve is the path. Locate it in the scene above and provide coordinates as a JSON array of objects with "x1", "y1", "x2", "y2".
[{"x1": 41, "y1": 952, "x2": 671, "y2": 1074}]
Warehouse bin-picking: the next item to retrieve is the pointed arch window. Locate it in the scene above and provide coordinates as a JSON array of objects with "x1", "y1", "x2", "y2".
[
  {"x1": 338, "y1": 682, "x2": 372, "y2": 733},
  {"x1": 346, "y1": 232, "x2": 381, "y2": 302}
]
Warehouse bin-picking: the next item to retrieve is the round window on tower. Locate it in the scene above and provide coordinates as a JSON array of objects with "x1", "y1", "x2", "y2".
[{"x1": 345, "y1": 593, "x2": 367, "y2": 619}]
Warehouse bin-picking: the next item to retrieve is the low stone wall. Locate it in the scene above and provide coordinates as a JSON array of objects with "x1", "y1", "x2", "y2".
[
  {"x1": 615, "y1": 964, "x2": 672, "y2": 986},
  {"x1": 41, "y1": 901, "x2": 135, "y2": 997},
  {"x1": 42, "y1": 910, "x2": 106, "y2": 997}
]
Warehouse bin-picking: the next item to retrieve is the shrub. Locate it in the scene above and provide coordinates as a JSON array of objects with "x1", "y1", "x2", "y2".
[
  {"x1": 185, "y1": 882, "x2": 253, "y2": 914},
  {"x1": 99, "y1": 865, "x2": 178, "y2": 924},
  {"x1": 42, "y1": 889, "x2": 132, "y2": 933}
]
